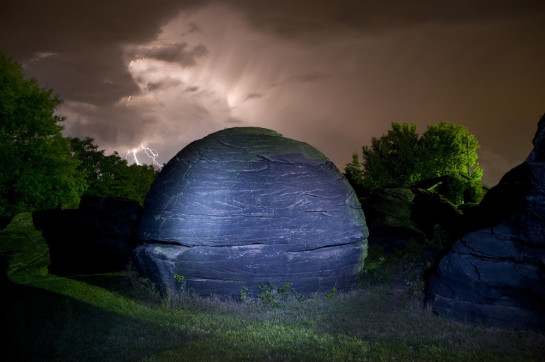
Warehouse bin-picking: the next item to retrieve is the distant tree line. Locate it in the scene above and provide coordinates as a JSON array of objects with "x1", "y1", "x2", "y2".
[
  {"x1": 0, "y1": 51, "x2": 487, "y2": 221},
  {"x1": 345, "y1": 122, "x2": 485, "y2": 205},
  {"x1": 0, "y1": 53, "x2": 157, "y2": 220},
  {"x1": 69, "y1": 137, "x2": 156, "y2": 204}
]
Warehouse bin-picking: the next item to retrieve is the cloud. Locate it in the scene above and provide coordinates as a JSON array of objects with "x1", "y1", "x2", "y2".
[
  {"x1": 2, "y1": 0, "x2": 544, "y2": 186},
  {"x1": 227, "y1": 117, "x2": 245, "y2": 125},
  {"x1": 478, "y1": 147, "x2": 525, "y2": 187},
  {"x1": 144, "y1": 43, "x2": 208, "y2": 66},
  {"x1": 244, "y1": 92, "x2": 262, "y2": 101},
  {"x1": 0, "y1": 0, "x2": 208, "y2": 56},
  {"x1": 224, "y1": 0, "x2": 545, "y2": 39},
  {"x1": 0, "y1": 0, "x2": 209, "y2": 106},
  {"x1": 291, "y1": 71, "x2": 328, "y2": 83},
  {"x1": 22, "y1": 46, "x2": 139, "y2": 106},
  {"x1": 61, "y1": 101, "x2": 156, "y2": 149},
  {"x1": 183, "y1": 22, "x2": 205, "y2": 35},
  {"x1": 147, "y1": 78, "x2": 183, "y2": 92}
]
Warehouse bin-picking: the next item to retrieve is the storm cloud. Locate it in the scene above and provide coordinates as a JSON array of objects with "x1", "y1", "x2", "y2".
[
  {"x1": 142, "y1": 43, "x2": 208, "y2": 65},
  {"x1": 1, "y1": 0, "x2": 544, "y2": 185}
]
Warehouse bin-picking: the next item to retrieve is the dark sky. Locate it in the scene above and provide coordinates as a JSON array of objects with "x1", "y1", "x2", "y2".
[{"x1": 2, "y1": 0, "x2": 544, "y2": 185}]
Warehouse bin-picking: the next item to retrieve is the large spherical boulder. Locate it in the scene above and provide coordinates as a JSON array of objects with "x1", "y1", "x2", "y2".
[{"x1": 135, "y1": 127, "x2": 368, "y2": 298}]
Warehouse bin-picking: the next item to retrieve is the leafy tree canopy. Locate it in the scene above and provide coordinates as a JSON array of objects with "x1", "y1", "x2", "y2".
[
  {"x1": 344, "y1": 152, "x2": 365, "y2": 196},
  {"x1": 362, "y1": 123, "x2": 420, "y2": 190},
  {"x1": 69, "y1": 137, "x2": 157, "y2": 205},
  {"x1": 418, "y1": 122, "x2": 482, "y2": 181},
  {"x1": 0, "y1": 53, "x2": 85, "y2": 218},
  {"x1": 346, "y1": 121, "x2": 484, "y2": 204},
  {"x1": 0, "y1": 53, "x2": 158, "y2": 220}
]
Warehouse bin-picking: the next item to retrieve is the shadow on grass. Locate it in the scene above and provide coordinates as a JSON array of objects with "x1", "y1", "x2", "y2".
[
  {"x1": 68, "y1": 272, "x2": 130, "y2": 293},
  {"x1": 0, "y1": 255, "x2": 198, "y2": 361}
]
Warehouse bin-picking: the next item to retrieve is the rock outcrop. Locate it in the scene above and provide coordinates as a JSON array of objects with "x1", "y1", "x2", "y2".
[
  {"x1": 135, "y1": 127, "x2": 368, "y2": 298},
  {"x1": 33, "y1": 196, "x2": 142, "y2": 274},
  {"x1": 425, "y1": 114, "x2": 545, "y2": 331}
]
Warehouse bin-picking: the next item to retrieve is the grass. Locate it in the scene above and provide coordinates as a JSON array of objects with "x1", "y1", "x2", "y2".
[{"x1": 2, "y1": 213, "x2": 545, "y2": 361}]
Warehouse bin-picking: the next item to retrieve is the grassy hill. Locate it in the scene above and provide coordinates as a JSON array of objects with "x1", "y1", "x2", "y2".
[{"x1": 1, "y1": 213, "x2": 544, "y2": 361}]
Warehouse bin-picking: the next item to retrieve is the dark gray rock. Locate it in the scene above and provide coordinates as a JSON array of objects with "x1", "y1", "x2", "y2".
[
  {"x1": 135, "y1": 127, "x2": 368, "y2": 298},
  {"x1": 425, "y1": 114, "x2": 545, "y2": 331},
  {"x1": 33, "y1": 195, "x2": 142, "y2": 274}
]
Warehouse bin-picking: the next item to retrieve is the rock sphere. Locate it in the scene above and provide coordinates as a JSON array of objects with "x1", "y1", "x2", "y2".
[{"x1": 135, "y1": 127, "x2": 368, "y2": 298}]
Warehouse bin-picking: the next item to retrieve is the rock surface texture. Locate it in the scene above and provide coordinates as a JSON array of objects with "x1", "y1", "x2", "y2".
[
  {"x1": 426, "y1": 115, "x2": 545, "y2": 331},
  {"x1": 135, "y1": 127, "x2": 368, "y2": 297}
]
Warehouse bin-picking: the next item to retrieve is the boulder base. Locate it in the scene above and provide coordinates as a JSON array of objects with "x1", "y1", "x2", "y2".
[{"x1": 135, "y1": 127, "x2": 368, "y2": 297}]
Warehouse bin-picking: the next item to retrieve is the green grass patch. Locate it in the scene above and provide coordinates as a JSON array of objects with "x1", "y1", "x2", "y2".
[{"x1": 1, "y1": 213, "x2": 544, "y2": 361}]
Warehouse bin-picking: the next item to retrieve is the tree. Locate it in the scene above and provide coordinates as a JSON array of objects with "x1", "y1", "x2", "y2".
[
  {"x1": 417, "y1": 122, "x2": 482, "y2": 181},
  {"x1": 344, "y1": 152, "x2": 364, "y2": 195},
  {"x1": 361, "y1": 123, "x2": 420, "y2": 190},
  {"x1": 348, "y1": 121, "x2": 484, "y2": 203},
  {"x1": 0, "y1": 53, "x2": 85, "y2": 218},
  {"x1": 69, "y1": 137, "x2": 157, "y2": 204},
  {"x1": 123, "y1": 163, "x2": 158, "y2": 204}
]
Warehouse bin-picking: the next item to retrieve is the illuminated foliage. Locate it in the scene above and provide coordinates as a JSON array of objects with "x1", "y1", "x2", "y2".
[
  {"x1": 417, "y1": 122, "x2": 482, "y2": 181},
  {"x1": 348, "y1": 121, "x2": 484, "y2": 203},
  {"x1": 0, "y1": 53, "x2": 85, "y2": 218}
]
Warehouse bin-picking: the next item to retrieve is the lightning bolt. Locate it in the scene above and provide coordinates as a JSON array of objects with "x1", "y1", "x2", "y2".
[
  {"x1": 141, "y1": 145, "x2": 161, "y2": 167},
  {"x1": 125, "y1": 145, "x2": 162, "y2": 168},
  {"x1": 125, "y1": 149, "x2": 142, "y2": 166}
]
